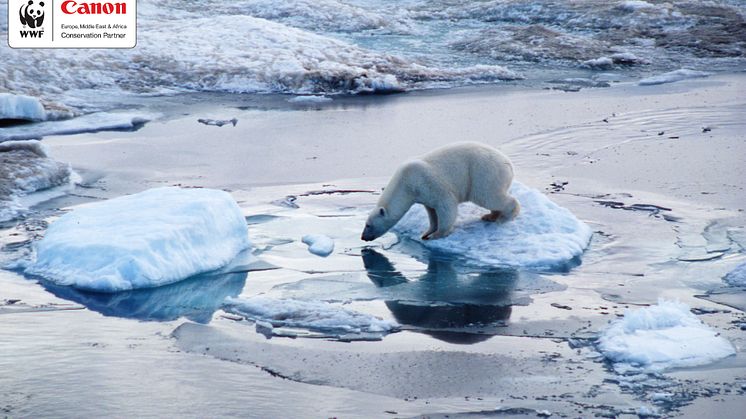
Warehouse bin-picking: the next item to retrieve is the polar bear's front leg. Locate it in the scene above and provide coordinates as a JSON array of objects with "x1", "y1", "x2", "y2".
[
  {"x1": 421, "y1": 206, "x2": 438, "y2": 240},
  {"x1": 425, "y1": 201, "x2": 457, "y2": 240}
]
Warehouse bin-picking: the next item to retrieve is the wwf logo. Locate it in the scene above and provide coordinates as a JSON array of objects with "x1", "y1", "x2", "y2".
[{"x1": 19, "y1": 0, "x2": 45, "y2": 29}]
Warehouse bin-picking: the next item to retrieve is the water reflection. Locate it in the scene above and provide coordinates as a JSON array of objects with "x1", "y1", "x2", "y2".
[
  {"x1": 361, "y1": 248, "x2": 517, "y2": 344},
  {"x1": 41, "y1": 272, "x2": 247, "y2": 323}
]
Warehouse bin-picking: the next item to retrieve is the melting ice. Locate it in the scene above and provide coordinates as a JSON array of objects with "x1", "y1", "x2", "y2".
[
  {"x1": 393, "y1": 182, "x2": 592, "y2": 270},
  {"x1": 597, "y1": 299, "x2": 735, "y2": 373},
  {"x1": 21, "y1": 187, "x2": 251, "y2": 292}
]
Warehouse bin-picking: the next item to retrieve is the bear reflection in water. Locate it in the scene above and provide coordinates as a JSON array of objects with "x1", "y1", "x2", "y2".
[
  {"x1": 40, "y1": 271, "x2": 247, "y2": 323},
  {"x1": 362, "y1": 248, "x2": 515, "y2": 344}
]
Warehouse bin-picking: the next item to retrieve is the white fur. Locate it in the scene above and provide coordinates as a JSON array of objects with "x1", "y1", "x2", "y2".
[{"x1": 362, "y1": 142, "x2": 519, "y2": 241}]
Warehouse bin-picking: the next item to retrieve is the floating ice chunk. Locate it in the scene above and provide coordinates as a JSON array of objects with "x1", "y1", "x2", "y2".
[
  {"x1": 287, "y1": 95, "x2": 333, "y2": 104},
  {"x1": 724, "y1": 262, "x2": 746, "y2": 287},
  {"x1": 597, "y1": 299, "x2": 735, "y2": 372},
  {"x1": 619, "y1": 1, "x2": 657, "y2": 12},
  {"x1": 638, "y1": 69, "x2": 710, "y2": 86},
  {"x1": 301, "y1": 234, "x2": 335, "y2": 257},
  {"x1": 224, "y1": 296, "x2": 398, "y2": 336},
  {"x1": 0, "y1": 112, "x2": 152, "y2": 142},
  {"x1": 23, "y1": 187, "x2": 251, "y2": 292},
  {"x1": 583, "y1": 57, "x2": 614, "y2": 69},
  {"x1": 0, "y1": 140, "x2": 76, "y2": 222},
  {"x1": 636, "y1": 405, "x2": 660, "y2": 418},
  {"x1": 392, "y1": 182, "x2": 592, "y2": 270},
  {"x1": 0, "y1": 93, "x2": 46, "y2": 122}
]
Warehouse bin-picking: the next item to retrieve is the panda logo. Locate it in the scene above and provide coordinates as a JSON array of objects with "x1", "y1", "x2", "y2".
[{"x1": 19, "y1": 0, "x2": 45, "y2": 29}]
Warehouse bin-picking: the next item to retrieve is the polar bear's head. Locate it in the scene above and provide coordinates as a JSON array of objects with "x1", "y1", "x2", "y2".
[{"x1": 361, "y1": 206, "x2": 394, "y2": 241}]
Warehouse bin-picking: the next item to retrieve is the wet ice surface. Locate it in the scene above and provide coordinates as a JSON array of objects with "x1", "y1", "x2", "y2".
[{"x1": 2, "y1": 80, "x2": 746, "y2": 417}]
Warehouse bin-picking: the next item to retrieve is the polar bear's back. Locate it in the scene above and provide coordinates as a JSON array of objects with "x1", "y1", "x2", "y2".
[{"x1": 420, "y1": 142, "x2": 514, "y2": 202}]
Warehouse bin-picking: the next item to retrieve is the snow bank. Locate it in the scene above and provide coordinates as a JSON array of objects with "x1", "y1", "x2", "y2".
[
  {"x1": 23, "y1": 187, "x2": 251, "y2": 292},
  {"x1": 224, "y1": 296, "x2": 398, "y2": 336},
  {"x1": 0, "y1": 93, "x2": 46, "y2": 122},
  {"x1": 638, "y1": 69, "x2": 710, "y2": 86},
  {"x1": 231, "y1": 0, "x2": 413, "y2": 34},
  {"x1": 724, "y1": 262, "x2": 746, "y2": 287},
  {"x1": 0, "y1": 11, "x2": 520, "y2": 103},
  {"x1": 597, "y1": 300, "x2": 735, "y2": 372},
  {"x1": 301, "y1": 234, "x2": 335, "y2": 257},
  {"x1": 392, "y1": 182, "x2": 592, "y2": 270},
  {"x1": 0, "y1": 140, "x2": 76, "y2": 222},
  {"x1": 0, "y1": 112, "x2": 151, "y2": 142}
]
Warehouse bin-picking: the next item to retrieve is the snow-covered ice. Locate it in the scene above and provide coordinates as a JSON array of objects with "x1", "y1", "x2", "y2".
[
  {"x1": 0, "y1": 93, "x2": 46, "y2": 122},
  {"x1": 392, "y1": 182, "x2": 592, "y2": 270},
  {"x1": 597, "y1": 300, "x2": 735, "y2": 372},
  {"x1": 22, "y1": 187, "x2": 251, "y2": 292},
  {"x1": 301, "y1": 234, "x2": 335, "y2": 257},
  {"x1": 724, "y1": 262, "x2": 746, "y2": 287},
  {"x1": 638, "y1": 69, "x2": 711, "y2": 86},
  {"x1": 223, "y1": 295, "x2": 398, "y2": 337}
]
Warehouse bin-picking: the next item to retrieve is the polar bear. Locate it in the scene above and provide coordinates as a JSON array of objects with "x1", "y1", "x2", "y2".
[{"x1": 361, "y1": 142, "x2": 519, "y2": 241}]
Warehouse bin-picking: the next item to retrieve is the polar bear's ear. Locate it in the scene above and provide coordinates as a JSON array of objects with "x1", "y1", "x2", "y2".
[{"x1": 379, "y1": 207, "x2": 386, "y2": 217}]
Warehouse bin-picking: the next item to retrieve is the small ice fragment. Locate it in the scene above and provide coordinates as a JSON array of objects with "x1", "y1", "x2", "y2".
[
  {"x1": 302, "y1": 234, "x2": 335, "y2": 257},
  {"x1": 23, "y1": 187, "x2": 251, "y2": 292},
  {"x1": 619, "y1": 1, "x2": 656, "y2": 11},
  {"x1": 0, "y1": 93, "x2": 46, "y2": 122},
  {"x1": 724, "y1": 262, "x2": 746, "y2": 286},
  {"x1": 197, "y1": 118, "x2": 238, "y2": 127},
  {"x1": 597, "y1": 299, "x2": 735, "y2": 372},
  {"x1": 223, "y1": 296, "x2": 398, "y2": 335},
  {"x1": 638, "y1": 69, "x2": 710, "y2": 86},
  {"x1": 287, "y1": 95, "x2": 332, "y2": 104},
  {"x1": 583, "y1": 57, "x2": 614, "y2": 70},
  {"x1": 636, "y1": 405, "x2": 660, "y2": 417},
  {"x1": 650, "y1": 392, "x2": 672, "y2": 402}
]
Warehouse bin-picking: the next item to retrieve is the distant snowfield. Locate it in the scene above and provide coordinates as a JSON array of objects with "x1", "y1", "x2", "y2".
[
  {"x1": 393, "y1": 182, "x2": 592, "y2": 270},
  {"x1": 21, "y1": 187, "x2": 251, "y2": 292},
  {"x1": 597, "y1": 300, "x2": 735, "y2": 373}
]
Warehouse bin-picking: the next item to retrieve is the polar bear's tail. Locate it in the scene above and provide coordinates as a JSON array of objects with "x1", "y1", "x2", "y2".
[{"x1": 502, "y1": 195, "x2": 520, "y2": 221}]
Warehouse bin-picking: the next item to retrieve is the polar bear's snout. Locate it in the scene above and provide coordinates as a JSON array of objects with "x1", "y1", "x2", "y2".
[{"x1": 361, "y1": 223, "x2": 377, "y2": 241}]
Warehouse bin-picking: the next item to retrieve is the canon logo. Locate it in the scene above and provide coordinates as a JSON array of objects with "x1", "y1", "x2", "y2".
[{"x1": 61, "y1": 1, "x2": 126, "y2": 15}]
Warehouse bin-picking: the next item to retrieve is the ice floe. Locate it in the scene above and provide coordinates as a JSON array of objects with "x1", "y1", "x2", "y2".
[
  {"x1": 392, "y1": 182, "x2": 592, "y2": 270},
  {"x1": 22, "y1": 187, "x2": 251, "y2": 292},
  {"x1": 0, "y1": 93, "x2": 46, "y2": 122},
  {"x1": 223, "y1": 295, "x2": 398, "y2": 339},
  {"x1": 638, "y1": 69, "x2": 711, "y2": 86},
  {"x1": 301, "y1": 234, "x2": 335, "y2": 257},
  {"x1": 597, "y1": 300, "x2": 735, "y2": 372},
  {"x1": 0, "y1": 140, "x2": 76, "y2": 222},
  {"x1": 0, "y1": 112, "x2": 152, "y2": 142},
  {"x1": 724, "y1": 262, "x2": 746, "y2": 287}
]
